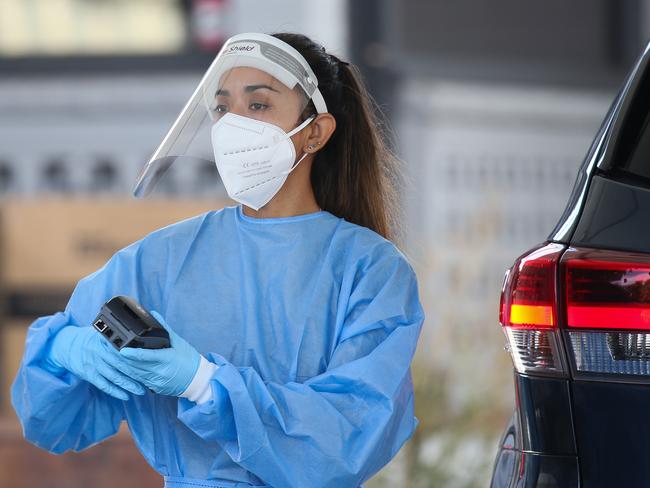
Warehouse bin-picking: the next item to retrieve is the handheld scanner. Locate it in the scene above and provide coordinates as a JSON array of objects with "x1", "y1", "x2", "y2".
[{"x1": 93, "y1": 296, "x2": 170, "y2": 351}]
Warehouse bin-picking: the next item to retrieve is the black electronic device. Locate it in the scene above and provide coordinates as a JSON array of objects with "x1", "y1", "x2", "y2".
[{"x1": 93, "y1": 296, "x2": 170, "y2": 351}]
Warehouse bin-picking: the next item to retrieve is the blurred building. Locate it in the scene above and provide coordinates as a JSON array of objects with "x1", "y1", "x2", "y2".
[
  {"x1": 348, "y1": 0, "x2": 650, "y2": 484},
  {"x1": 0, "y1": 0, "x2": 347, "y2": 198},
  {"x1": 349, "y1": 0, "x2": 647, "y2": 367}
]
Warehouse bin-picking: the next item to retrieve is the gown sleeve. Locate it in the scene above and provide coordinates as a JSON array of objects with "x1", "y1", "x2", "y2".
[
  {"x1": 10, "y1": 238, "x2": 162, "y2": 454},
  {"x1": 177, "y1": 248, "x2": 425, "y2": 488}
]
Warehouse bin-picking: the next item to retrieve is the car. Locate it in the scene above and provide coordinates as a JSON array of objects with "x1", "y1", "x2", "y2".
[{"x1": 490, "y1": 39, "x2": 650, "y2": 488}]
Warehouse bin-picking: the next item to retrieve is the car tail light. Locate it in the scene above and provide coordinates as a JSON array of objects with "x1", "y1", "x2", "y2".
[
  {"x1": 500, "y1": 243, "x2": 568, "y2": 376},
  {"x1": 563, "y1": 247, "x2": 650, "y2": 377}
]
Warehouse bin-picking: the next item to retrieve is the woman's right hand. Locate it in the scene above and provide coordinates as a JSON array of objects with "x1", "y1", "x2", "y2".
[{"x1": 44, "y1": 326, "x2": 147, "y2": 401}]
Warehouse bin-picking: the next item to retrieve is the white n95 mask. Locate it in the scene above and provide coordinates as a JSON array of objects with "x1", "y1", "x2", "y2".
[{"x1": 211, "y1": 112, "x2": 315, "y2": 211}]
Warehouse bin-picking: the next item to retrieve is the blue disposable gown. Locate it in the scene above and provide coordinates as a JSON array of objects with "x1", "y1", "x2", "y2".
[{"x1": 12, "y1": 204, "x2": 425, "y2": 488}]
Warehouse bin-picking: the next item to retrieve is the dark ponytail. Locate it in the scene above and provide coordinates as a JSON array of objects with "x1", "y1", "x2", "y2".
[{"x1": 272, "y1": 33, "x2": 401, "y2": 242}]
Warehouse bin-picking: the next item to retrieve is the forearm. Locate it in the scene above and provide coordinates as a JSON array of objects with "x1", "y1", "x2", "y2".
[
  {"x1": 176, "y1": 344, "x2": 419, "y2": 488},
  {"x1": 11, "y1": 312, "x2": 125, "y2": 454}
]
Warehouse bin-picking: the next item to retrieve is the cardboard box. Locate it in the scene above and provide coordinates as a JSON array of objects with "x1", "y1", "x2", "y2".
[{"x1": 1, "y1": 198, "x2": 227, "y2": 288}]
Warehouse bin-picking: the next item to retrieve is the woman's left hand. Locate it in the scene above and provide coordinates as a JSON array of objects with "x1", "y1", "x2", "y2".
[{"x1": 114, "y1": 311, "x2": 201, "y2": 397}]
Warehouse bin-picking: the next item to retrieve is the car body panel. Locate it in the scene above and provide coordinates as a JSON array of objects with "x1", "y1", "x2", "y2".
[{"x1": 570, "y1": 380, "x2": 650, "y2": 487}]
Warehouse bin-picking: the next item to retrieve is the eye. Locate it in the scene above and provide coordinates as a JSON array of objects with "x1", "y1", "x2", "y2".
[
  {"x1": 215, "y1": 105, "x2": 228, "y2": 113},
  {"x1": 249, "y1": 103, "x2": 269, "y2": 111}
]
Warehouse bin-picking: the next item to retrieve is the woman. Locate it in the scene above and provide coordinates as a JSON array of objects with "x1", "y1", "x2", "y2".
[{"x1": 12, "y1": 32, "x2": 425, "y2": 488}]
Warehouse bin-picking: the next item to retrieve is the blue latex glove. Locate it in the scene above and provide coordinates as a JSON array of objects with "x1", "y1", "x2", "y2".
[
  {"x1": 114, "y1": 311, "x2": 201, "y2": 397},
  {"x1": 45, "y1": 325, "x2": 146, "y2": 401}
]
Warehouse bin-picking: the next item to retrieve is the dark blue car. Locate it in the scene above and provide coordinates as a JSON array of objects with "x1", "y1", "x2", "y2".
[{"x1": 491, "y1": 39, "x2": 650, "y2": 488}]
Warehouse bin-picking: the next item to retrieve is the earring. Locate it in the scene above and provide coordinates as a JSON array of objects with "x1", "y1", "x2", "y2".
[{"x1": 307, "y1": 142, "x2": 321, "y2": 151}]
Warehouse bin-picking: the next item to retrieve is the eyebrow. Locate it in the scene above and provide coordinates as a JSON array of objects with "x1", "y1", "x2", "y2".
[{"x1": 216, "y1": 84, "x2": 280, "y2": 97}]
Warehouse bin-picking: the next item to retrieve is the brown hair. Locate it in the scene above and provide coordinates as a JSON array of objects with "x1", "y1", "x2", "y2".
[{"x1": 272, "y1": 33, "x2": 402, "y2": 242}]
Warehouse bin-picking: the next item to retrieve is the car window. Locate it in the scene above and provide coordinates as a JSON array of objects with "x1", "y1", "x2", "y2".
[
  {"x1": 619, "y1": 112, "x2": 650, "y2": 180},
  {"x1": 606, "y1": 70, "x2": 650, "y2": 181}
]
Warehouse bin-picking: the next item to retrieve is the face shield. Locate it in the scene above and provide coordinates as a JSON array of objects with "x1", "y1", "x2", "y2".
[{"x1": 133, "y1": 32, "x2": 328, "y2": 198}]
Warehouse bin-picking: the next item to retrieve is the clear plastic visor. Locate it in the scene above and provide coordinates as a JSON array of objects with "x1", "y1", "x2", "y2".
[{"x1": 133, "y1": 45, "x2": 313, "y2": 197}]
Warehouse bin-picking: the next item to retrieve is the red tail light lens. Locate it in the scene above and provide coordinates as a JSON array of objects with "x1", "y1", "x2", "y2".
[
  {"x1": 562, "y1": 248, "x2": 650, "y2": 377},
  {"x1": 500, "y1": 243, "x2": 567, "y2": 375},
  {"x1": 501, "y1": 243, "x2": 564, "y2": 329},
  {"x1": 564, "y1": 248, "x2": 650, "y2": 330}
]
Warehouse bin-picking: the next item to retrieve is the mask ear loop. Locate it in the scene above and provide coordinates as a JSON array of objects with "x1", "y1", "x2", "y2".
[
  {"x1": 282, "y1": 115, "x2": 317, "y2": 175},
  {"x1": 286, "y1": 114, "x2": 316, "y2": 137}
]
